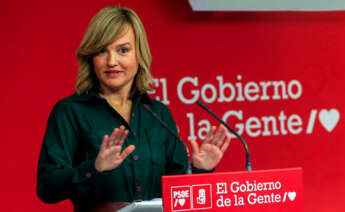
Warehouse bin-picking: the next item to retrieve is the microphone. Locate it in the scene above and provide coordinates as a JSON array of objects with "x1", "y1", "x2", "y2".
[
  {"x1": 143, "y1": 104, "x2": 192, "y2": 174},
  {"x1": 196, "y1": 101, "x2": 252, "y2": 171}
]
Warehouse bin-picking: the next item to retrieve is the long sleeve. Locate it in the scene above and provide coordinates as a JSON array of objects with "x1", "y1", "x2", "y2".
[
  {"x1": 37, "y1": 93, "x2": 212, "y2": 204},
  {"x1": 36, "y1": 101, "x2": 100, "y2": 204}
]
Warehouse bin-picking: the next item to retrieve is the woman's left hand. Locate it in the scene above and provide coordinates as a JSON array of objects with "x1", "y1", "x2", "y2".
[{"x1": 190, "y1": 124, "x2": 231, "y2": 170}]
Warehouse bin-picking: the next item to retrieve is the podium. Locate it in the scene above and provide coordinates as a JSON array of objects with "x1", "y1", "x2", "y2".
[
  {"x1": 74, "y1": 201, "x2": 163, "y2": 212},
  {"x1": 162, "y1": 168, "x2": 303, "y2": 212},
  {"x1": 75, "y1": 168, "x2": 302, "y2": 212}
]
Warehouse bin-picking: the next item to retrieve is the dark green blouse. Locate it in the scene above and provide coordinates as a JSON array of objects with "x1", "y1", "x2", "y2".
[{"x1": 37, "y1": 91, "x2": 207, "y2": 206}]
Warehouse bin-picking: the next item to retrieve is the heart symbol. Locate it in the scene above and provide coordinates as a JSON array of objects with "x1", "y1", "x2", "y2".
[
  {"x1": 178, "y1": 199, "x2": 186, "y2": 206},
  {"x1": 288, "y1": 192, "x2": 296, "y2": 201},
  {"x1": 319, "y1": 109, "x2": 340, "y2": 132}
]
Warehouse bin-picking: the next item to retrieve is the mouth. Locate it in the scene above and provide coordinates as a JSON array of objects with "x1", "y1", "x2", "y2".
[{"x1": 104, "y1": 70, "x2": 123, "y2": 77}]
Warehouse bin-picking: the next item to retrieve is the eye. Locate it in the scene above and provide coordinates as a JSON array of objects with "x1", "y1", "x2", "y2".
[
  {"x1": 119, "y1": 47, "x2": 129, "y2": 54},
  {"x1": 96, "y1": 48, "x2": 106, "y2": 55}
]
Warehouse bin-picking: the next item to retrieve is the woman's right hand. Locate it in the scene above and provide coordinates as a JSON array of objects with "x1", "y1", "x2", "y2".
[{"x1": 95, "y1": 125, "x2": 135, "y2": 172}]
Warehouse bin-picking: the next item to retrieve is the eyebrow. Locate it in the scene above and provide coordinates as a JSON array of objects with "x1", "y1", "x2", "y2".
[{"x1": 116, "y1": 42, "x2": 131, "y2": 48}]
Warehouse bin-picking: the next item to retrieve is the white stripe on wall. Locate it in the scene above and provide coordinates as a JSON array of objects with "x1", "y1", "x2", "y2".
[{"x1": 189, "y1": 0, "x2": 345, "y2": 11}]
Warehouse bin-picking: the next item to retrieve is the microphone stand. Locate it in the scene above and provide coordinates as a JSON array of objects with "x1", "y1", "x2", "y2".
[
  {"x1": 196, "y1": 101, "x2": 252, "y2": 171},
  {"x1": 143, "y1": 104, "x2": 193, "y2": 174}
]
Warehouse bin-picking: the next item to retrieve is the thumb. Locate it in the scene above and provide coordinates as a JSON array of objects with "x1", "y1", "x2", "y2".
[
  {"x1": 119, "y1": 145, "x2": 136, "y2": 160},
  {"x1": 190, "y1": 139, "x2": 199, "y2": 155}
]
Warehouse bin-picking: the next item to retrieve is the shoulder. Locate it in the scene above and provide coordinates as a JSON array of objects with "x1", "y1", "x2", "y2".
[
  {"x1": 49, "y1": 92, "x2": 86, "y2": 116},
  {"x1": 53, "y1": 93, "x2": 79, "y2": 108},
  {"x1": 141, "y1": 94, "x2": 171, "y2": 114},
  {"x1": 53, "y1": 91, "x2": 98, "y2": 107}
]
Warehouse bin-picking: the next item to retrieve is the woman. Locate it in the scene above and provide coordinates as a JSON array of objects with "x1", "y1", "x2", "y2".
[{"x1": 37, "y1": 5, "x2": 230, "y2": 209}]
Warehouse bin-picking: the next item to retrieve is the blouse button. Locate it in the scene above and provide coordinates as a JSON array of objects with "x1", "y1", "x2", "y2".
[
  {"x1": 133, "y1": 154, "x2": 140, "y2": 161},
  {"x1": 136, "y1": 186, "x2": 142, "y2": 192},
  {"x1": 85, "y1": 172, "x2": 92, "y2": 179},
  {"x1": 132, "y1": 113, "x2": 135, "y2": 117}
]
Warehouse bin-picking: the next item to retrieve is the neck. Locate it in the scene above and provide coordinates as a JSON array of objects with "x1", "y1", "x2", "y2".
[
  {"x1": 99, "y1": 86, "x2": 132, "y2": 106},
  {"x1": 99, "y1": 89, "x2": 133, "y2": 124},
  {"x1": 102, "y1": 92, "x2": 130, "y2": 105},
  {"x1": 98, "y1": 78, "x2": 136, "y2": 104}
]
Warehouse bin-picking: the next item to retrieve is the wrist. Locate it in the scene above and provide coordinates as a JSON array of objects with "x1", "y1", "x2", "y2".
[{"x1": 94, "y1": 160, "x2": 105, "y2": 173}]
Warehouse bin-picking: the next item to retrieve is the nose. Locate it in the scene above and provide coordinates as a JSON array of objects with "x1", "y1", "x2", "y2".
[{"x1": 107, "y1": 51, "x2": 118, "y2": 67}]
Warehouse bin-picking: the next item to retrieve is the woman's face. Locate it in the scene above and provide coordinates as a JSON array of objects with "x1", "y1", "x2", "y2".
[{"x1": 93, "y1": 26, "x2": 138, "y2": 94}]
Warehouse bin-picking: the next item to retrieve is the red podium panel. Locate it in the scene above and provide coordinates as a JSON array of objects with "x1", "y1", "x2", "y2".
[{"x1": 162, "y1": 168, "x2": 302, "y2": 212}]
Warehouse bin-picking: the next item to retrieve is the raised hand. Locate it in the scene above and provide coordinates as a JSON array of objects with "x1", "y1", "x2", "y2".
[
  {"x1": 190, "y1": 124, "x2": 231, "y2": 170},
  {"x1": 95, "y1": 126, "x2": 135, "y2": 172}
]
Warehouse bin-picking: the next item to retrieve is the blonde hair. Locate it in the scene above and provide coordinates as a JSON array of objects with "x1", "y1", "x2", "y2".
[{"x1": 76, "y1": 6, "x2": 152, "y2": 96}]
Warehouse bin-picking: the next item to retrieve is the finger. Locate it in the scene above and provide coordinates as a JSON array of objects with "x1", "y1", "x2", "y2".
[
  {"x1": 213, "y1": 125, "x2": 225, "y2": 145},
  {"x1": 110, "y1": 127, "x2": 122, "y2": 146},
  {"x1": 215, "y1": 125, "x2": 227, "y2": 147},
  {"x1": 100, "y1": 134, "x2": 109, "y2": 151},
  {"x1": 114, "y1": 126, "x2": 126, "y2": 145},
  {"x1": 118, "y1": 125, "x2": 125, "y2": 132},
  {"x1": 204, "y1": 126, "x2": 216, "y2": 144},
  {"x1": 109, "y1": 128, "x2": 119, "y2": 146},
  {"x1": 119, "y1": 145, "x2": 136, "y2": 160},
  {"x1": 190, "y1": 139, "x2": 199, "y2": 155},
  {"x1": 220, "y1": 135, "x2": 231, "y2": 153},
  {"x1": 118, "y1": 129, "x2": 129, "y2": 145}
]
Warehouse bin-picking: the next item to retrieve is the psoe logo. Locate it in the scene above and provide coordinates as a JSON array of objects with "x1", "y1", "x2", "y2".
[
  {"x1": 171, "y1": 186, "x2": 192, "y2": 211},
  {"x1": 192, "y1": 184, "x2": 212, "y2": 209}
]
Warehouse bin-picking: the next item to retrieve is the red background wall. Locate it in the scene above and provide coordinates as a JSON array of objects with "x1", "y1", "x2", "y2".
[{"x1": 1, "y1": 0, "x2": 344, "y2": 211}]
